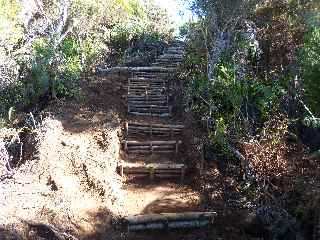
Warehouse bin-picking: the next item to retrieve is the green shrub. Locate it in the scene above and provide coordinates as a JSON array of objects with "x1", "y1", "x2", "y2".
[{"x1": 299, "y1": 27, "x2": 320, "y2": 116}]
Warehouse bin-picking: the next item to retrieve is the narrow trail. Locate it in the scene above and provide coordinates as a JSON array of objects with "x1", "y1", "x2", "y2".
[{"x1": 117, "y1": 41, "x2": 216, "y2": 237}]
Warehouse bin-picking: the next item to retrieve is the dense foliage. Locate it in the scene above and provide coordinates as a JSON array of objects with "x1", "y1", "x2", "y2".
[
  {"x1": 180, "y1": 0, "x2": 320, "y2": 238},
  {"x1": 299, "y1": 27, "x2": 320, "y2": 116},
  {"x1": 0, "y1": 0, "x2": 172, "y2": 118}
]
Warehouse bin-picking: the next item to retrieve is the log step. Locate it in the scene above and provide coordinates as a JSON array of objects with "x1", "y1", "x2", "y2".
[
  {"x1": 128, "y1": 100, "x2": 168, "y2": 105},
  {"x1": 128, "y1": 77, "x2": 167, "y2": 82},
  {"x1": 126, "y1": 96, "x2": 168, "y2": 101},
  {"x1": 123, "y1": 140, "x2": 181, "y2": 154},
  {"x1": 125, "y1": 82, "x2": 167, "y2": 87},
  {"x1": 118, "y1": 163, "x2": 186, "y2": 181},
  {"x1": 126, "y1": 122, "x2": 184, "y2": 137},
  {"x1": 128, "y1": 112, "x2": 171, "y2": 117},
  {"x1": 128, "y1": 105, "x2": 169, "y2": 110},
  {"x1": 128, "y1": 89, "x2": 166, "y2": 94},
  {"x1": 124, "y1": 212, "x2": 217, "y2": 232},
  {"x1": 128, "y1": 106, "x2": 170, "y2": 113}
]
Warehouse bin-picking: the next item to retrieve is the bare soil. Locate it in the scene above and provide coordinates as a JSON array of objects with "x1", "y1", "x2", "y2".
[{"x1": 0, "y1": 75, "x2": 218, "y2": 240}]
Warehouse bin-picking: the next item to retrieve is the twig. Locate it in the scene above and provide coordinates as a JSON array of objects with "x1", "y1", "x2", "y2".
[
  {"x1": 299, "y1": 99, "x2": 316, "y2": 119},
  {"x1": 29, "y1": 112, "x2": 37, "y2": 128}
]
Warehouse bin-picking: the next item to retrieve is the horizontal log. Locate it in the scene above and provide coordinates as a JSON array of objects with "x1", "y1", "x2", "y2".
[
  {"x1": 127, "y1": 101, "x2": 168, "y2": 105},
  {"x1": 127, "y1": 97, "x2": 167, "y2": 102},
  {"x1": 128, "y1": 88, "x2": 165, "y2": 92},
  {"x1": 128, "y1": 77, "x2": 167, "y2": 81},
  {"x1": 128, "y1": 130, "x2": 181, "y2": 135},
  {"x1": 128, "y1": 106, "x2": 169, "y2": 110},
  {"x1": 128, "y1": 146, "x2": 174, "y2": 150},
  {"x1": 134, "y1": 72, "x2": 171, "y2": 75},
  {"x1": 126, "y1": 85, "x2": 166, "y2": 89},
  {"x1": 128, "y1": 109, "x2": 169, "y2": 114},
  {"x1": 125, "y1": 212, "x2": 216, "y2": 231},
  {"x1": 124, "y1": 169, "x2": 182, "y2": 174},
  {"x1": 154, "y1": 174, "x2": 182, "y2": 178},
  {"x1": 127, "y1": 131, "x2": 180, "y2": 136},
  {"x1": 129, "y1": 122, "x2": 184, "y2": 128},
  {"x1": 128, "y1": 105, "x2": 169, "y2": 109},
  {"x1": 127, "y1": 173, "x2": 150, "y2": 178},
  {"x1": 158, "y1": 54, "x2": 184, "y2": 59},
  {"x1": 125, "y1": 140, "x2": 181, "y2": 146},
  {"x1": 155, "y1": 169, "x2": 182, "y2": 173},
  {"x1": 127, "y1": 87, "x2": 167, "y2": 93},
  {"x1": 128, "y1": 150, "x2": 174, "y2": 154},
  {"x1": 129, "y1": 112, "x2": 170, "y2": 117},
  {"x1": 127, "y1": 93, "x2": 167, "y2": 97},
  {"x1": 128, "y1": 126, "x2": 183, "y2": 131},
  {"x1": 126, "y1": 212, "x2": 216, "y2": 224},
  {"x1": 127, "y1": 90, "x2": 166, "y2": 94},
  {"x1": 127, "y1": 98, "x2": 168, "y2": 102},
  {"x1": 129, "y1": 128, "x2": 182, "y2": 132},
  {"x1": 97, "y1": 67, "x2": 176, "y2": 75},
  {"x1": 130, "y1": 163, "x2": 185, "y2": 169},
  {"x1": 124, "y1": 84, "x2": 166, "y2": 88}
]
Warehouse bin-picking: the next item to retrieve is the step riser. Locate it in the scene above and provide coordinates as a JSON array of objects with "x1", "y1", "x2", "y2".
[
  {"x1": 128, "y1": 110, "x2": 170, "y2": 114},
  {"x1": 128, "y1": 112, "x2": 170, "y2": 117},
  {"x1": 128, "y1": 101, "x2": 168, "y2": 105},
  {"x1": 128, "y1": 105, "x2": 169, "y2": 109},
  {"x1": 124, "y1": 212, "x2": 216, "y2": 232}
]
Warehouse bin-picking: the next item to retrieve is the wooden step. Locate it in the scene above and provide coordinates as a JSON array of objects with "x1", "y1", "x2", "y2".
[
  {"x1": 128, "y1": 112, "x2": 171, "y2": 117},
  {"x1": 128, "y1": 105, "x2": 169, "y2": 111},
  {"x1": 128, "y1": 107, "x2": 171, "y2": 116},
  {"x1": 126, "y1": 122, "x2": 184, "y2": 137},
  {"x1": 125, "y1": 81, "x2": 167, "y2": 86},
  {"x1": 125, "y1": 94, "x2": 168, "y2": 100},
  {"x1": 128, "y1": 77, "x2": 167, "y2": 83},
  {"x1": 123, "y1": 140, "x2": 181, "y2": 154},
  {"x1": 126, "y1": 95, "x2": 168, "y2": 101},
  {"x1": 124, "y1": 212, "x2": 217, "y2": 232},
  {"x1": 128, "y1": 89, "x2": 166, "y2": 95},
  {"x1": 133, "y1": 72, "x2": 171, "y2": 77},
  {"x1": 158, "y1": 55, "x2": 183, "y2": 60},
  {"x1": 117, "y1": 163, "x2": 186, "y2": 181},
  {"x1": 127, "y1": 87, "x2": 167, "y2": 93},
  {"x1": 128, "y1": 100, "x2": 168, "y2": 105}
]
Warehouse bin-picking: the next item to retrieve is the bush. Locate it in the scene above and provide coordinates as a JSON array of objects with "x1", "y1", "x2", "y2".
[{"x1": 299, "y1": 27, "x2": 320, "y2": 116}]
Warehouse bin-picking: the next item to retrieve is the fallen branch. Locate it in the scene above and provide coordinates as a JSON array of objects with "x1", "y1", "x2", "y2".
[{"x1": 228, "y1": 144, "x2": 255, "y2": 181}]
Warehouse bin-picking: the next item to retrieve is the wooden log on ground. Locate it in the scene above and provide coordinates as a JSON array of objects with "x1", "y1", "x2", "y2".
[
  {"x1": 97, "y1": 67, "x2": 176, "y2": 75},
  {"x1": 124, "y1": 140, "x2": 181, "y2": 154},
  {"x1": 129, "y1": 122, "x2": 184, "y2": 128},
  {"x1": 125, "y1": 140, "x2": 181, "y2": 146},
  {"x1": 128, "y1": 109, "x2": 170, "y2": 114},
  {"x1": 117, "y1": 163, "x2": 186, "y2": 181},
  {"x1": 128, "y1": 126, "x2": 183, "y2": 131},
  {"x1": 128, "y1": 94, "x2": 170, "y2": 98},
  {"x1": 128, "y1": 105, "x2": 169, "y2": 109},
  {"x1": 126, "y1": 96, "x2": 167, "y2": 100},
  {"x1": 128, "y1": 146, "x2": 174, "y2": 150},
  {"x1": 127, "y1": 100, "x2": 168, "y2": 104},
  {"x1": 129, "y1": 112, "x2": 171, "y2": 117},
  {"x1": 128, "y1": 150, "x2": 174, "y2": 154},
  {"x1": 125, "y1": 212, "x2": 217, "y2": 232}
]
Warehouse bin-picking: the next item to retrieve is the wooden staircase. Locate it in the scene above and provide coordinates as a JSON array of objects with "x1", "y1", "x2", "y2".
[
  {"x1": 116, "y1": 40, "x2": 216, "y2": 232},
  {"x1": 118, "y1": 41, "x2": 187, "y2": 181}
]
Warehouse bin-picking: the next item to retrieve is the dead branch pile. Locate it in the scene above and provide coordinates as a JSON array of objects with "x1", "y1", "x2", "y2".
[{"x1": 240, "y1": 117, "x2": 308, "y2": 180}]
